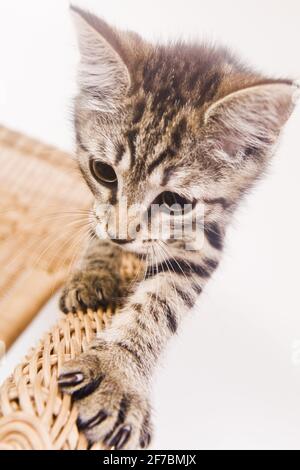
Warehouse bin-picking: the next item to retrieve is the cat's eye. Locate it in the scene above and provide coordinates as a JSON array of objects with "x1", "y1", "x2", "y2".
[
  {"x1": 90, "y1": 160, "x2": 117, "y2": 187},
  {"x1": 159, "y1": 191, "x2": 192, "y2": 215}
]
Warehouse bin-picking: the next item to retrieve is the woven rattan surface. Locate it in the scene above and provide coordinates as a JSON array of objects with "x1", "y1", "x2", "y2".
[
  {"x1": 0, "y1": 126, "x2": 92, "y2": 348},
  {"x1": 0, "y1": 250, "x2": 140, "y2": 450},
  {"x1": 0, "y1": 308, "x2": 111, "y2": 450}
]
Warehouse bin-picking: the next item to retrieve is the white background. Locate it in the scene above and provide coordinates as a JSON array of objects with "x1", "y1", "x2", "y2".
[{"x1": 0, "y1": 0, "x2": 300, "y2": 450}]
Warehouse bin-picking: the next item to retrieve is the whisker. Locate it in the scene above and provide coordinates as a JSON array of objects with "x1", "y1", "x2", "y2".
[
  {"x1": 31, "y1": 223, "x2": 91, "y2": 272},
  {"x1": 155, "y1": 241, "x2": 180, "y2": 310},
  {"x1": 159, "y1": 240, "x2": 202, "y2": 292}
]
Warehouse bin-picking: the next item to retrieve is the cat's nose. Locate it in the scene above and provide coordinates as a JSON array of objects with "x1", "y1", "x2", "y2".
[
  {"x1": 106, "y1": 226, "x2": 134, "y2": 243},
  {"x1": 107, "y1": 223, "x2": 141, "y2": 243},
  {"x1": 111, "y1": 238, "x2": 133, "y2": 245}
]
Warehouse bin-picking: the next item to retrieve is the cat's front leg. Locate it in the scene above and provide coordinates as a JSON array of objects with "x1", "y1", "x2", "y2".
[
  {"x1": 58, "y1": 250, "x2": 219, "y2": 449},
  {"x1": 59, "y1": 239, "x2": 129, "y2": 313},
  {"x1": 58, "y1": 337, "x2": 152, "y2": 449}
]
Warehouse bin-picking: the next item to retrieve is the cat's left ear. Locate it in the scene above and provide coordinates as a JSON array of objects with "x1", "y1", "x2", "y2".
[
  {"x1": 204, "y1": 81, "x2": 299, "y2": 161},
  {"x1": 70, "y1": 6, "x2": 133, "y2": 112}
]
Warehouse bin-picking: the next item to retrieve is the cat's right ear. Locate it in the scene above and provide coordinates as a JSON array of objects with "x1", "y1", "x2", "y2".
[{"x1": 70, "y1": 5, "x2": 131, "y2": 112}]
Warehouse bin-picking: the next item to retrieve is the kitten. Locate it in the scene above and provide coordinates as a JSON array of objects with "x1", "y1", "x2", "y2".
[{"x1": 58, "y1": 6, "x2": 297, "y2": 449}]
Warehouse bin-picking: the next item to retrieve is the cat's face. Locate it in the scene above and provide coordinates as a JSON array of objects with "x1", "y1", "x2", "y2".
[
  {"x1": 72, "y1": 7, "x2": 297, "y2": 254},
  {"x1": 76, "y1": 106, "x2": 202, "y2": 253}
]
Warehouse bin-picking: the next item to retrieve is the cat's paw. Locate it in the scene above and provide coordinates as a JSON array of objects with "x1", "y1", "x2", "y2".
[
  {"x1": 58, "y1": 347, "x2": 152, "y2": 449},
  {"x1": 59, "y1": 270, "x2": 119, "y2": 313}
]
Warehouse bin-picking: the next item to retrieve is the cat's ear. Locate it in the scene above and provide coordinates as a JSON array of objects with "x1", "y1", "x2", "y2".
[
  {"x1": 70, "y1": 5, "x2": 131, "y2": 112},
  {"x1": 204, "y1": 81, "x2": 299, "y2": 162}
]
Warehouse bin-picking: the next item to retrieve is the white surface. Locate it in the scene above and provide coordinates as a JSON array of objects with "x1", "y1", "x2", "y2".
[{"x1": 0, "y1": 0, "x2": 300, "y2": 450}]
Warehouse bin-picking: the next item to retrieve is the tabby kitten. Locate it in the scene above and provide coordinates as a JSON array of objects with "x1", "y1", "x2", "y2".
[{"x1": 58, "y1": 6, "x2": 297, "y2": 449}]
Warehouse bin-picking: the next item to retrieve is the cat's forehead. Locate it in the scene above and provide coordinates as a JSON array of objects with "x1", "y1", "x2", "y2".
[
  {"x1": 116, "y1": 49, "x2": 229, "y2": 179},
  {"x1": 117, "y1": 97, "x2": 197, "y2": 182}
]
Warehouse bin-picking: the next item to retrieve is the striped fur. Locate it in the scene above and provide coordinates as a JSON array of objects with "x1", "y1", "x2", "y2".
[{"x1": 58, "y1": 6, "x2": 297, "y2": 449}]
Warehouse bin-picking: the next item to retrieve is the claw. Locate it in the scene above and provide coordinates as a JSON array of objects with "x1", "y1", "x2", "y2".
[
  {"x1": 77, "y1": 409, "x2": 108, "y2": 431},
  {"x1": 76, "y1": 290, "x2": 87, "y2": 311},
  {"x1": 108, "y1": 425, "x2": 132, "y2": 449},
  {"x1": 71, "y1": 375, "x2": 104, "y2": 401},
  {"x1": 96, "y1": 287, "x2": 104, "y2": 301},
  {"x1": 140, "y1": 431, "x2": 151, "y2": 449},
  {"x1": 58, "y1": 372, "x2": 84, "y2": 387}
]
